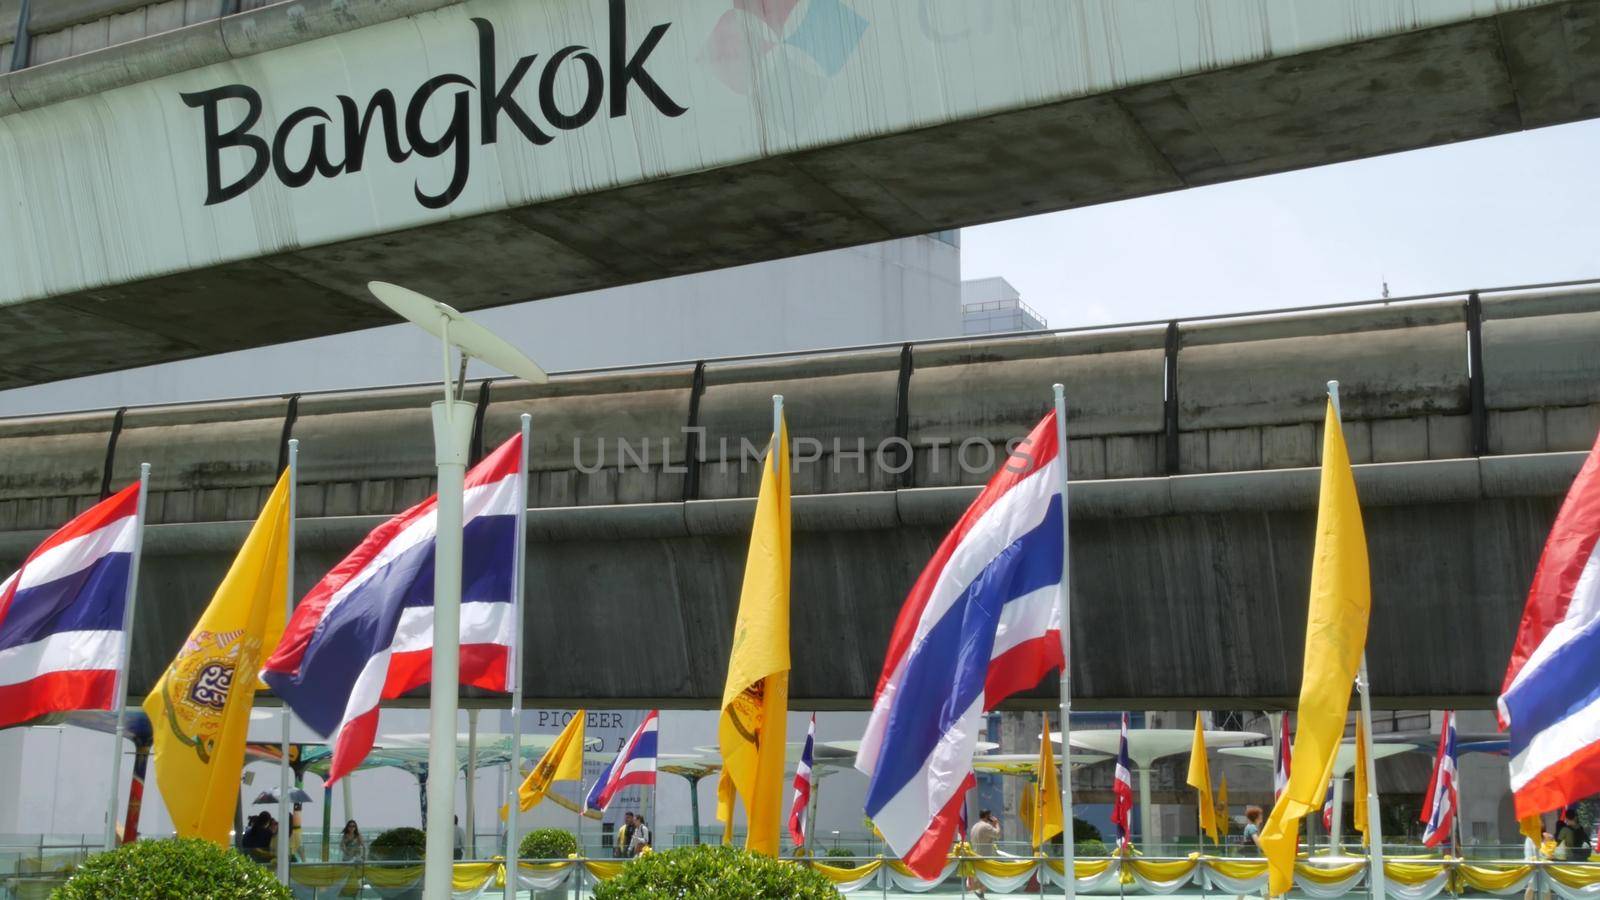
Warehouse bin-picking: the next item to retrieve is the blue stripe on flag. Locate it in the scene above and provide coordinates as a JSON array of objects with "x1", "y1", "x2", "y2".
[
  {"x1": 0, "y1": 552, "x2": 130, "y2": 652},
  {"x1": 264, "y1": 514, "x2": 517, "y2": 736},
  {"x1": 864, "y1": 496, "x2": 1062, "y2": 816},
  {"x1": 1504, "y1": 615, "x2": 1600, "y2": 755}
]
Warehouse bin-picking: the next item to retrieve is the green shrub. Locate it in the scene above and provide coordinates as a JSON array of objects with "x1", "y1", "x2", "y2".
[
  {"x1": 593, "y1": 845, "x2": 839, "y2": 899},
  {"x1": 52, "y1": 837, "x2": 289, "y2": 899},
  {"x1": 825, "y1": 847, "x2": 855, "y2": 859},
  {"x1": 519, "y1": 828, "x2": 578, "y2": 860},
  {"x1": 1075, "y1": 839, "x2": 1110, "y2": 858},
  {"x1": 1072, "y1": 817, "x2": 1102, "y2": 843},
  {"x1": 369, "y1": 827, "x2": 427, "y2": 861}
]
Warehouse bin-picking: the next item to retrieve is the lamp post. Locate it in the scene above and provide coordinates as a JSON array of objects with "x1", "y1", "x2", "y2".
[{"x1": 365, "y1": 283, "x2": 547, "y2": 900}]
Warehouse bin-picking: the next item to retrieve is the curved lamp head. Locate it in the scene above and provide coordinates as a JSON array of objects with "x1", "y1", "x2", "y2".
[{"x1": 367, "y1": 281, "x2": 549, "y2": 385}]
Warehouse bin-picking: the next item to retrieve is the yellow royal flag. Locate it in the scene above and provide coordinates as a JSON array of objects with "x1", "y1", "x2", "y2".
[
  {"x1": 142, "y1": 470, "x2": 292, "y2": 845},
  {"x1": 716, "y1": 410, "x2": 791, "y2": 857},
  {"x1": 1353, "y1": 717, "x2": 1370, "y2": 844},
  {"x1": 1188, "y1": 716, "x2": 1218, "y2": 844},
  {"x1": 1032, "y1": 720, "x2": 1064, "y2": 850},
  {"x1": 1216, "y1": 774, "x2": 1230, "y2": 837},
  {"x1": 504, "y1": 710, "x2": 586, "y2": 817},
  {"x1": 1259, "y1": 398, "x2": 1373, "y2": 896}
]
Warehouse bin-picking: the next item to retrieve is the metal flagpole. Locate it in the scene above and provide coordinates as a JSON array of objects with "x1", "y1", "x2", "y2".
[
  {"x1": 278, "y1": 439, "x2": 298, "y2": 884},
  {"x1": 1052, "y1": 384, "x2": 1076, "y2": 900},
  {"x1": 575, "y1": 772, "x2": 588, "y2": 900},
  {"x1": 104, "y1": 462, "x2": 149, "y2": 852},
  {"x1": 1329, "y1": 382, "x2": 1387, "y2": 900},
  {"x1": 466, "y1": 708, "x2": 478, "y2": 859},
  {"x1": 507, "y1": 413, "x2": 530, "y2": 899}
]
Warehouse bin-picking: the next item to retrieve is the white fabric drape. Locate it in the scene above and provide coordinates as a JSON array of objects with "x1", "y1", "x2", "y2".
[
  {"x1": 882, "y1": 861, "x2": 961, "y2": 892},
  {"x1": 1042, "y1": 858, "x2": 1123, "y2": 893},
  {"x1": 971, "y1": 863, "x2": 1041, "y2": 894}
]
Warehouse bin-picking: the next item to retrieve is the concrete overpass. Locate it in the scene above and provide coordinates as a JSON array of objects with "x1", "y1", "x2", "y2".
[
  {"x1": 2, "y1": 0, "x2": 1600, "y2": 386},
  {"x1": 2, "y1": 283, "x2": 1596, "y2": 710}
]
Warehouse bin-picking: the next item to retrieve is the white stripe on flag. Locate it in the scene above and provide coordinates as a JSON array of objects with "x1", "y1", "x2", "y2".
[
  {"x1": 14, "y1": 516, "x2": 138, "y2": 592},
  {"x1": 0, "y1": 630, "x2": 123, "y2": 686}
]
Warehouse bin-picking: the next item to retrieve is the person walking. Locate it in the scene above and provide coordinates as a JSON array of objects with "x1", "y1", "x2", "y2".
[
  {"x1": 616, "y1": 813, "x2": 637, "y2": 859},
  {"x1": 1237, "y1": 806, "x2": 1265, "y2": 900},
  {"x1": 967, "y1": 809, "x2": 1001, "y2": 899},
  {"x1": 1555, "y1": 809, "x2": 1590, "y2": 862},
  {"x1": 339, "y1": 820, "x2": 366, "y2": 862},
  {"x1": 629, "y1": 817, "x2": 652, "y2": 857}
]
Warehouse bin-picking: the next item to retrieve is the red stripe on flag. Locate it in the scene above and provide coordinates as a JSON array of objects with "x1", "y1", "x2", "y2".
[
  {"x1": 1514, "y1": 740, "x2": 1600, "y2": 821},
  {"x1": 328, "y1": 707, "x2": 381, "y2": 785},
  {"x1": 1501, "y1": 435, "x2": 1600, "y2": 708},
  {"x1": 0, "y1": 668, "x2": 117, "y2": 729},
  {"x1": 901, "y1": 773, "x2": 974, "y2": 880},
  {"x1": 871, "y1": 415, "x2": 1059, "y2": 703},
  {"x1": 982, "y1": 631, "x2": 1063, "y2": 711}
]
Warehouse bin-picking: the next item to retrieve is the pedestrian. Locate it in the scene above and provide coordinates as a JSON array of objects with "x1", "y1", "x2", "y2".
[
  {"x1": 453, "y1": 815, "x2": 465, "y2": 860},
  {"x1": 1525, "y1": 823, "x2": 1551, "y2": 900},
  {"x1": 340, "y1": 820, "x2": 366, "y2": 862},
  {"x1": 630, "y1": 817, "x2": 652, "y2": 857},
  {"x1": 617, "y1": 812, "x2": 636, "y2": 859},
  {"x1": 967, "y1": 809, "x2": 1000, "y2": 899},
  {"x1": 1240, "y1": 806, "x2": 1263, "y2": 855},
  {"x1": 1555, "y1": 808, "x2": 1590, "y2": 862}
]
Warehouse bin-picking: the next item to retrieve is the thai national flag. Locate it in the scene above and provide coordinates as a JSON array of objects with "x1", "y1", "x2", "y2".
[
  {"x1": 1112, "y1": 712, "x2": 1134, "y2": 847},
  {"x1": 1499, "y1": 429, "x2": 1600, "y2": 819},
  {"x1": 262, "y1": 433, "x2": 523, "y2": 783},
  {"x1": 1322, "y1": 782, "x2": 1335, "y2": 831},
  {"x1": 788, "y1": 713, "x2": 816, "y2": 847},
  {"x1": 1420, "y1": 711, "x2": 1459, "y2": 848},
  {"x1": 586, "y1": 710, "x2": 659, "y2": 814},
  {"x1": 856, "y1": 411, "x2": 1065, "y2": 877},
  {"x1": 0, "y1": 484, "x2": 142, "y2": 729},
  {"x1": 1274, "y1": 716, "x2": 1292, "y2": 801}
]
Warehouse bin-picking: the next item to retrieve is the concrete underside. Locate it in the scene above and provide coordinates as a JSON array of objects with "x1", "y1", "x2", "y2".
[{"x1": 4, "y1": 1, "x2": 1600, "y2": 388}]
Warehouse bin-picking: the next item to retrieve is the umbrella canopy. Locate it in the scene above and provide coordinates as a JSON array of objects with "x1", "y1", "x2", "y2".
[{"x1": 253, "y1": 788, "x2": 315, "y2": 805}]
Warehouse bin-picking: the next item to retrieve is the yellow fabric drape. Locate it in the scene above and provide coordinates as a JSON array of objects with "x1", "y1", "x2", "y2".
[
  {"x1": 1294, "y1": 862, "x2": 1367, "y2": 885},
  {"x1": 1384, "y1": 861, "x2": 1447, "y2": 885},
  {"x1": 144, "y1": 470, "x2": 291, "y2": 845},
  {"x1": 287, "y1": 864, "x2": 361, "y2": 889},
  {"x1": 1549, "y1": 866, "x2": 1600, "y2": 888},
  {"x1": 363, "y1": 865, "x2": 425, "y2": 889},
  {"x1": 972, "y1": 858, "x2": 1039, "y2": 878},
  {"x1": 813, "y1": 859, "x2": 885, "y2": 883},
  {"x1": 1209, "y1": 859, "x2": 1268, "y2": 880},
  {"x1": 1044, "y1": 858, "x2": 1115, "y2": 878},
  {"x1": 1132, "y1": 859, "x2": 1198, "y2": 881},
  {"x1": 1260, "y1": 398, "x2": 1373, "y2": 896},
  {"x1": 717, "y1": 413, "x2": 791, "y2": 856},
  {"x1": 1033, "y1": 719, "x2": 1064, "y2": 849},
  {"x1": 584, "y1": 860, "x2": 626, "y2": 881},
  {"x1": 1458, "y1": 864, "x2": 1534, "y2": 892},
  {"x1": 1188, "y1": 716, "x2": 1218, "y2": 844}
]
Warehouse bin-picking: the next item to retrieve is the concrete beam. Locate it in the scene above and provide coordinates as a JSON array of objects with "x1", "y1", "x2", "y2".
[
  {"x1": 3, "y1": 1, "x2": 1599, "y2": 386},
  {"x1": 0, "y1": 453, "x2": 1576, "y2": 710}
]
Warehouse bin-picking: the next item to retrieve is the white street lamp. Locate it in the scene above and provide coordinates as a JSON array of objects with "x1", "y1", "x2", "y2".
[{"x1": 366, "y1": 282, "x2": 546, "y2": 900}]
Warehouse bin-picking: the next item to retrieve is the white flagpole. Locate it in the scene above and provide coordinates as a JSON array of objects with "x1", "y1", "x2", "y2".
[
  {"x1": 1052, "y1": 384, "x2": 1076, "y2": 900},
  {"x1": 104, "y1": 462, "x2": 149, "y2": 852},
  {"x1": 278, "y1": 439, "x2": 298, "y2": 884},
  {"x1": 1329, "y1": 381, "x2": 1386, "y2": 900},
  {"x1": 507, "y1": 413, "x2": 530, "y2": 896}
]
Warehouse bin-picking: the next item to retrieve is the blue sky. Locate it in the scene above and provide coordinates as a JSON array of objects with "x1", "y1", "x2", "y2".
[{"x1": 961, "y1": 118, "x2": 1600, "y2": 329}]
